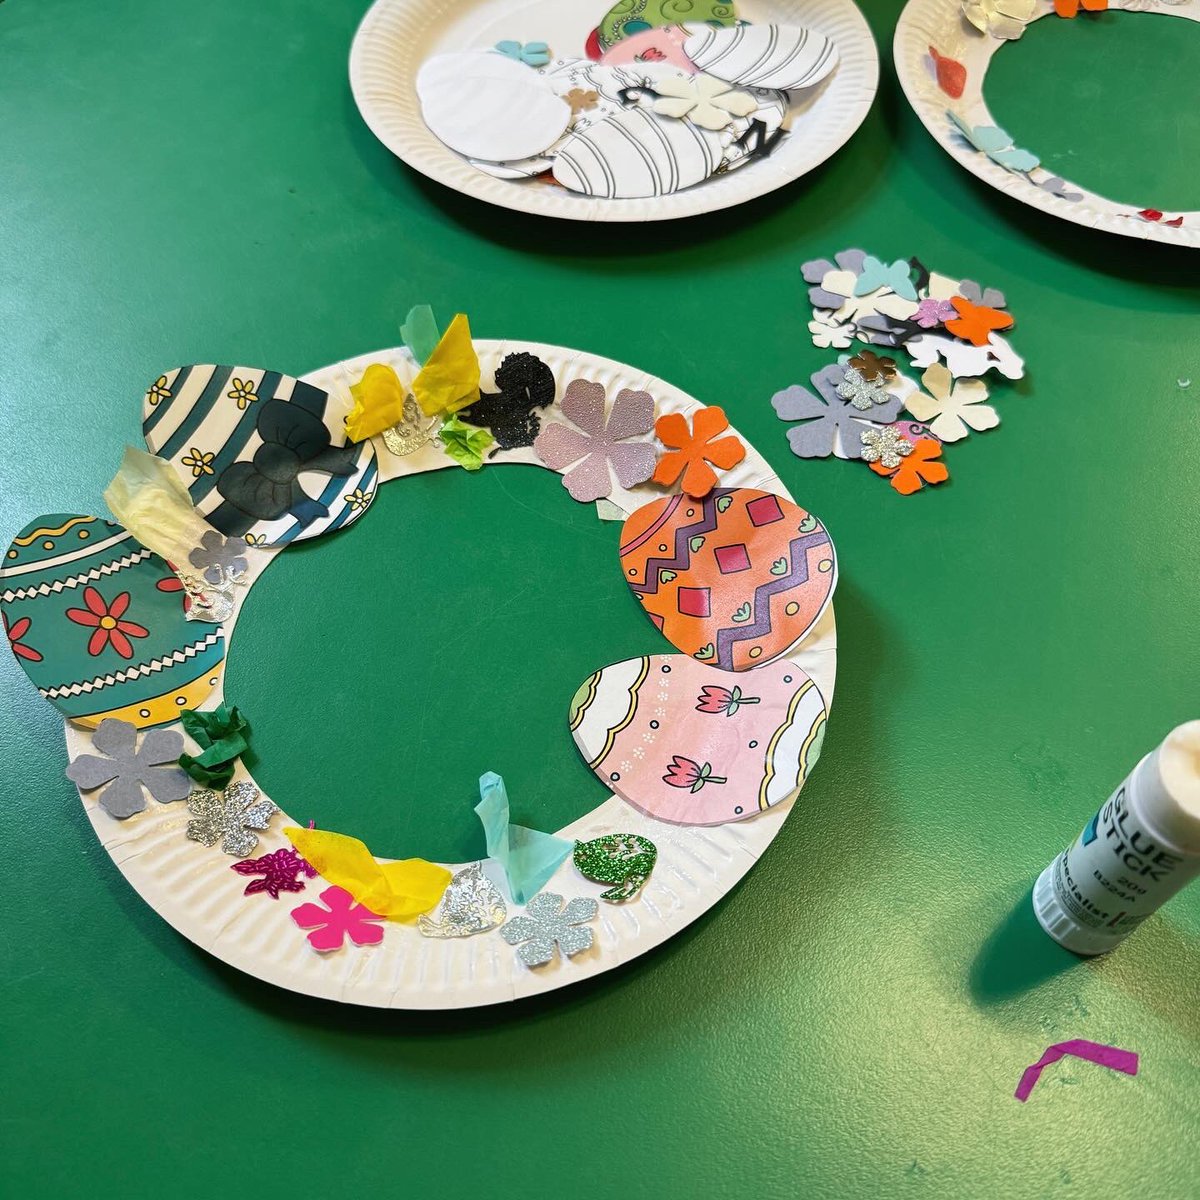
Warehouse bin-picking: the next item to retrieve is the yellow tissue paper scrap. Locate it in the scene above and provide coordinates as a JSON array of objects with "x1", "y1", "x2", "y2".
[
  {"x1": 103, "y1": 446, "x2": 214, "y2": 566},
  {"x1": 346, "y1": 363, "x2": 409, "y2": 442},
  {"x1": 413, "y1": 313, "x2": 480, "y2": 417},
  {"x1": 284, "y1": 827, "x2": 451, "y2": 920}
]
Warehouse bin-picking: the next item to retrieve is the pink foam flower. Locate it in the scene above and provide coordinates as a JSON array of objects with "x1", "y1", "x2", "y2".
[{"x1": 290, "y1": 885, "x2": 386, "y2": 952}]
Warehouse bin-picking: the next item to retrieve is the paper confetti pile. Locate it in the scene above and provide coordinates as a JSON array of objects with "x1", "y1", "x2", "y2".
[
  {"x1": 773, "y1": 249, "x2": 1024, "y2": 495},
  {"x1": 415, "y1": 3, "x2": 840, "y2": 199}
]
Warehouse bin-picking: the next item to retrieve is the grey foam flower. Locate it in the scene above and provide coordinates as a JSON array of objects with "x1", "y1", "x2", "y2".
[
  {"x1": 1038, "y1": 176, "x2": 1083, "y2": 203},
  {"x1": 186, "y1": 780, "x2": 277, "y2": 857},
  {"x1": 772, "y1": 364, "x2": 903, "y2": 460},
  {"x1": 188, "y1": 529, "x2": 248, "y2": 586},
  {"x1": 501, "y1": 892, "x2": 598, "y2": 968},
  {"x1": 65, "y1": 718, "x2": 190, "y2": 820},
  {"x1": 803, "y1": 248, "x2": 867, "y2": 310}
]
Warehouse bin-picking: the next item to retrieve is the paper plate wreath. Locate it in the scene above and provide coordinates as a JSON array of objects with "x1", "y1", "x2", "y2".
[
  {"x1": 894, "y1": 0, "x2": 1199, "y2": 247},
  {"x1": 2, "y1": 316, "x2": 838, "y2": 1008}
]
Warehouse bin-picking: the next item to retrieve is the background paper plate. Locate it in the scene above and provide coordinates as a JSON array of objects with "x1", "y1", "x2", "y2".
[
  {"x1": 349, "y1": 0, "x2": 879, "y2": 221},
  {"x1": 63, "y1": 342, "x2": 837, "y2": 1009},
  {"x1": 894, "y1": 0, "x2": 1200, "y2": 248}
]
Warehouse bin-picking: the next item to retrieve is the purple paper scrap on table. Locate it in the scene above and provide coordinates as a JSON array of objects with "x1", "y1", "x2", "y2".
[{"x1": 1014, "y1": 1039, "x2": 1139, "y2": 1102}]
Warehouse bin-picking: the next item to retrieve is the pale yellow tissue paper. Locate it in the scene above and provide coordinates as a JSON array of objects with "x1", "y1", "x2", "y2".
[{"x1": 103, "y1": 446, "x2": 213, "y2": 566}]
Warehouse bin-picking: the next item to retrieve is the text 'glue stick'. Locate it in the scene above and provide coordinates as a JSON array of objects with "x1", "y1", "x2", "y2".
[{"x1": 1033, "y1": 721, "x2": 1200, "y2": 955}]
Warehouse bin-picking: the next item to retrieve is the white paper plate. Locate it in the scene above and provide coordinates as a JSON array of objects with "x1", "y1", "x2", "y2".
[
  {"x1": 894, "y1": 0, "x2": 1200, "y2": 248},
  {"x1": 64, "y1": 342, "x2": 838, "y2": 1009},
  {"x1": 349, "y1": 0, "x2": 879, "y2": 221}
]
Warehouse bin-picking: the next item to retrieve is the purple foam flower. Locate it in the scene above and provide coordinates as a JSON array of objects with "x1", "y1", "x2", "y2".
[
  {"x1": 534, "y1": 379, "x2": 656, "y2": 503},
  {"x1": 914, "y1": 298, "x2": 956, "y2": 329}
]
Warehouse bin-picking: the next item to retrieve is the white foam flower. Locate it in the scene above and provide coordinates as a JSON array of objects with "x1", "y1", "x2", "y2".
[
  {"x1": 808, "y1": 316, "x2": 854, "y2": 349},
  {"x1": 904, "y1": 363, "x2": 1000, "y2": 442},
  {"x1": 652, "y1": 74, "x2": 757, "y2": 131},
  {"x1": 962, "y1": 0, "x2": 1036, "y2": 40}
]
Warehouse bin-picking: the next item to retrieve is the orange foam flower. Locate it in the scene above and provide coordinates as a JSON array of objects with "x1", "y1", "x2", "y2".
[
  {"x1": 944, "y1": 295, "x2": 1014, "y2": 347},
  {"x1": 652, "y1": 406, "x2": 746, "y2": 498},
  {"x1": 1055, "y1": 0, "x2": 1107, "y2": 17},
  {"x1": 869, "y1": 438, "x2": 949, "y2": 496}
]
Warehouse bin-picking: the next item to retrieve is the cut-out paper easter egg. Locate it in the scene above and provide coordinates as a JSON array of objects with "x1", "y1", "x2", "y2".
[
  {"x1": 1, "y1": 515, "x2": 225, "y2": 729},
  {"x1": 569, "y1": 654, "x2": 827, "y2": 825},
  {"x1": 142, "y1": 365, "x2": 377, "y2": 547},
  {"x1": 619, "y1": 488, "x2": 836, "y2": 671},
  {"x1": 684, "y1": 25, "x2": 839, "y2": 91},
  {"x1": 553, "y1": 108, "x2": 722, "y2": 198},
  {"x1": 417, "y1": 51, "x2": 571, "y2": 161},
  {"x1": 594, "y1": 0, "x2": 738, "y2": 53}
]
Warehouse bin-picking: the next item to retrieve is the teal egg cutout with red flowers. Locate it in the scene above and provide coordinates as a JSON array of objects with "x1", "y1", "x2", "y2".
[{"x1": 1, "y1": 514, "x2": 226, "y2": 729}]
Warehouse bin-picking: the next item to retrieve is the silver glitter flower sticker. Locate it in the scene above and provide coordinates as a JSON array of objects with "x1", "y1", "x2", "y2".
[
  {"x1": 501, "y1": 893, "x2": 598, "y2": 968},
  {"x1": 185, "y1": 780, "x2": 277, "y2": 857}
]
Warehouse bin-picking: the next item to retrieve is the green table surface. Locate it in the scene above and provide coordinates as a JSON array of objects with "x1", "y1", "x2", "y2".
[{"x1": 3, "y1": 2, "x2": 1199, "y2": 1197}]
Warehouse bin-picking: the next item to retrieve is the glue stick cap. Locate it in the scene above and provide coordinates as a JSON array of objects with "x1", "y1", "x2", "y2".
[{"x1": 1139, "y1": 721, "x2": 1200, "y2": 855}]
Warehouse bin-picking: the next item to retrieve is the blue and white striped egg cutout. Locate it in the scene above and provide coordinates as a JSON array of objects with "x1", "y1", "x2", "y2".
[
  {"x1": 552, "y1": 108, "x2": 722, "y2": 199},
  {"x1": 142, "y1": 365, "x2": 377, "y2": 547},
  {"x1": 683, "y1": 24, "x2": 839, "y2": 92}
]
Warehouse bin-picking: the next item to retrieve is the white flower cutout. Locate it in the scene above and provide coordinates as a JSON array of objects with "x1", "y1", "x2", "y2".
[
  {"x1": 808, "y1": 316, "x2": 853, "y2": 350},
  {"x1": 962, "y1": 0, "x2": 1036, "y2": 40},
  {"x1": 905, "y1": 363, "x2": 999, "y2": 443},
  {"x1": 651, "y1": 74, "x2": 757, "y2": 131}
]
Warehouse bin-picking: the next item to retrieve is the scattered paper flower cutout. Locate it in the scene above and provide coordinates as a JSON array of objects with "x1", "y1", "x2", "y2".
[
  {"x1": 417, "y1": 862, "x2": 507, "y2": 938},
  {"x1": 65, "y1": 586, "x2": 149, "y2": 660},
  {"x1": 231, "y1": 846, "x2": 317, "y2": 899},
  {"x1": 854, "y1": 256, "x2": 918, "y2": 302},
  {"x1": 291, "y1": 885, "x2": 386, "y2": 952},
  {"x1": 860, "y1": 426, "x2": 914, "y2": 469},
  {"x1": 801, "y1": 248, "x2": 867, "y2": 286},
  {"x1": 945, "y1": 295, "x2": 1015, "y2": 346},
  {"x1": 914, "y1": 297, "x2": 956, "y2": 328},
  {"x1": 1054, "y1": 0, "x2": 1107, "y2": 16},
  {"x1": 1015, "y1": 1039, "x2": 1137, "y2": 1102},
  {"x1": 958, "y1": 280, "x2": 1007, "y2": 310},
  {"x1": 836, "y1": 365, "x2": 892, "y2": 411},
  {"x1": 439, "y1": 414, "x2": 494, "y2": 471},
  {"x1": 696, "y1": 684, "x2": 760, "y2": 717},
  {"x1": 564, "y1": 87, "x2": 600, "y2": 114},
  {"x1": 179, "y1": 703, "x2": 250, "y2": 789},
  {"x1": 905, "y1": 363, "x2": 999, "y2": 442},
  {"x1": 870, "y1": 438, "x2": 949, "y2": 495},
  {"x1": 65, "y1": 718, "x2": 190, "y2": 820},
  {"x1": 4, "y1": 613, "x2": 42, "y2": 662},
  {"x1": 494, "y1": 40, "x2": 552, "y2": 67},
  {"x1": 501, "y1": 892, "x2": 598, "y2": 967},
  {"x1": 962, "y1": 0, "x2": 1036, "y2": 39},
  {"x1": 652, "y1": 406, "x2": 746, "y2": 497},
  {"x1": 928, "y1": 46, "x2": 966, "y2": 98},
  {"x1": 651, "y1": 73, "x2": 757, "y2": 131},
  {"x1": 948, "y1": 112, "x2": 1039, "y2": 174},
  {"x1": 186, "y1": 779, "x2": 278, "y2": 857},
  {"x1": 906, "y1": 331, "x2": 1025, "y2": 380},
  {"x1": 848, "y1": 350, "x2": 897, "y2": 382},
  {"x1": 809, "y1": 316, "x2": 853, "y2": 349},
  {"x1": 534, "y1": 378, "x2": 656, "y2": 502},
  {"x1": 573, "y1": 834, "x2": 657, "y2": 902},
  {"x1": 460, "y1": 351, "x2": 557, "y2": 450},
  {"x1": 188, "y1": 529, "x2": 247, "y2": 587},
  {"x1": 772, "y1": 365, "x2": 903, "y2": 460}
]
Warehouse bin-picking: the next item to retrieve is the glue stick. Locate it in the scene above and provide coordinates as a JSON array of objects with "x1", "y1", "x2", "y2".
[{"x1": 1033, "y1": 722, "x2": 1200, "y2": 955}]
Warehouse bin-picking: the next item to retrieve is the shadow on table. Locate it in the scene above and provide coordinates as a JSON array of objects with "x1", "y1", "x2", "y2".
[{"x1": 969, "y1": 886, "x2": 1076, "y2": 1004}]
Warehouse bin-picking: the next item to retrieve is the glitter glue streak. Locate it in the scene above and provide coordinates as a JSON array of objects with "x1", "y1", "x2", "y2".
[{"x1": 1033, "y1": 722, "x2": 1200, "y2": 955}]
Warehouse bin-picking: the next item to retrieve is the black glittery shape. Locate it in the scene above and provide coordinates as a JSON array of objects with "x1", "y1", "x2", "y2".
[{"x1": 460, "y1": 352, "x2": 556, "y2": 450}]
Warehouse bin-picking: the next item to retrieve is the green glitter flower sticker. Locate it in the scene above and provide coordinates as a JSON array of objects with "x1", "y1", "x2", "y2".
[{"x1": 573, "y1": 834, "x2": 657, "y2": 903}]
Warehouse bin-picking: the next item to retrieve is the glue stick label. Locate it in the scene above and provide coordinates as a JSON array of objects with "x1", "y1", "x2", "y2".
[{"x1": 1049, "y1": 778, "x2": 1200, "y2": 939}]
